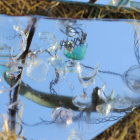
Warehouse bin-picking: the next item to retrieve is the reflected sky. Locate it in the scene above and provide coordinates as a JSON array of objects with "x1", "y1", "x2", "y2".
[{"x1": 0, "y1": 12, "x2": 140, "y2": 140}]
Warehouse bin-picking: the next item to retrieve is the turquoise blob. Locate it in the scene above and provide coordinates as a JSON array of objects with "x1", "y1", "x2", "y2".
[
  {"x1": 0, "y1": 65, "x2": 9, "y2": 74},
  {"x1": 64, "y1": 44, "x2": 87, "y2": 60}
]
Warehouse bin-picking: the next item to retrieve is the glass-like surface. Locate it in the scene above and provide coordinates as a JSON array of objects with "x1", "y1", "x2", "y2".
[{"x1": 0, "y1": 13, "x2": 140, "y2": 140}]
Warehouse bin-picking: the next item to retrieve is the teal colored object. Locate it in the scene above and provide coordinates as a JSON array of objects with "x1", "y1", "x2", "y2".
[
  {"x1": 0, "y1": 65, "x2": 9, "y2": 74},
  {"x1": 130, "y1": 1, "x2": 140, "y2": 9},
  {"x1": 109, "y1": 0, "x2": 129, "y2": 6},
  {"x1": 64, "y1": 44, "x2": 87, "y2": 60},
  {"x1": 118, "y1": 0, "x2": 129, "y2": 6}
]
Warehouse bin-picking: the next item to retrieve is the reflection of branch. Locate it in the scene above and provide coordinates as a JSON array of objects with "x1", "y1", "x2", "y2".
[
  {"x1": 8, "y1": 18, "x2": 37, "y2": 132},
  {"x1": 17, "y1": 114, "x2": 54, "y2": 127},
  {"x1": 5, "y1": 74, "x2": 79, "y2": 110},
  {"x1": 5, "y1": 74, "x2": 132, "y2": 114},
  {"x1": 49, "y1": 69, "x2": 59, "y2": 95},
  {"x1": 0, "y1": 0, "x2": 140, "y2": 20}
]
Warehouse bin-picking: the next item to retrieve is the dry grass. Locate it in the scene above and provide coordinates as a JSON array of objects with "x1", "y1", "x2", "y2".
[
  {"x1": 0, "y1": 0, "x2": 140, "y2": 20},
  {"x1": 0, "y1": 115, "x2": 25, "y2": 140}
]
